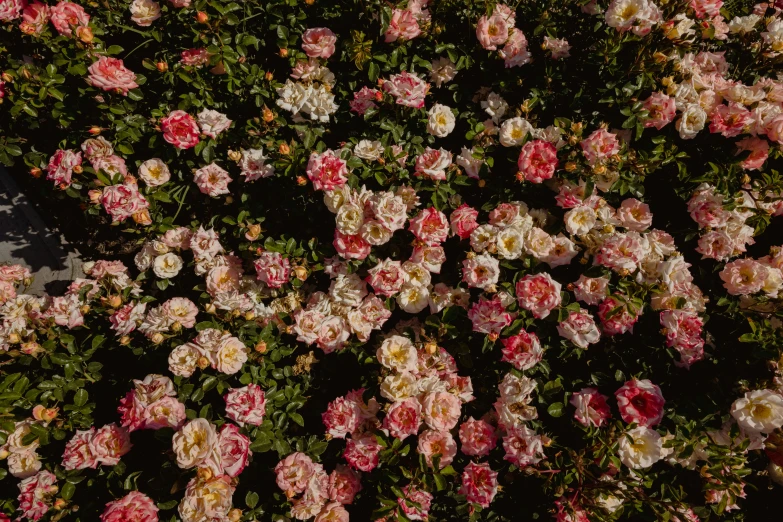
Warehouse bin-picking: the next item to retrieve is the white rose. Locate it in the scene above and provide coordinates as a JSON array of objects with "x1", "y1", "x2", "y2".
[
  {"x1": 524, "y1": 227, "x2": 555, "y2": 259},
  {"x1": 455, "y1": 146, "x2": 484, "y2": 179},
  {"x1": 7, "y1": 450, "x2": 41, "y2": 479},
  {"x1": 499, "y1": 117, "x2": 533, "y2": 147},
  {"x1": 676, "y1": 104, "x2": 707, "y2": 140},
  {"x1": 360, "y1": 220, "x2": 393, "y2": 246},
  {"x1": 172, "y1": 418, "x2": 219, "y2": 470},
  {"x1": 353, "y1": 140, "x2": 383, "y2": 161},
  {"x1": 214, "y1": 336, "x2": 248, "y2": 375},
  {"x1": 498, "y1": 373, "x2": 537, "y2": 404},
  {"x1": 481, "y1": 92, "x2": 508, "y2": 123},
  {"x1": 496, "y1": 226, "x2": 526, "y2": 260},
  {"x1": 396, "y1": 283, "x2": 430, "y2": 313},
  {"x1": 153, "y1": 253, "x2": 183, "y2": 279},
  {"x1": 380, "y1": 372, "x2": 418, "y2": 401},
  {"x1": 329, "y1": 273, "x2": 367, "y2": 307},
  {"x1": 729, "y1": 14, "x2": 760, "y2": 33},
  {"x1": 429, "y1": 57, "x2": 457, "y2": 87},
  {"x1": 169, "y1": 344, "x2": 200, "y2": 379},
  {"x1": 134, "y1": 243, "x2": 157, "y2": 271},
  {"x1": 402, "y1": 261, "x2": 431, "y2": 287},
  {"x1": 197, "y1": 109, "x2": 232, "y2": 139},
  {"x1": 240, "y1": 148, "x2": 275, "y2": 181},
  {"x1": 731, "y1": 389, "x2": 783, "y2": 434},
  {"x1": 427, "y1": 104, "x2": 456, "y2": 138},
  {"x1": 564, "y1": 206, "x2": 597, "y2": 236},
  {"x1": 618, "y1": 426, "x2": 663, "y2": 469},
  {"x1": 376, "y1": 335, "x2": 418, "y2": 372},
  {"x1": 138, "y1": 158, "x2": 171, "y2": 187},
  {"x1": 129, "y1": 0, "x2": 161, "y2": 26},
  {"x1": 469, "y1": 224, "x2": 498, "y2": 253}
]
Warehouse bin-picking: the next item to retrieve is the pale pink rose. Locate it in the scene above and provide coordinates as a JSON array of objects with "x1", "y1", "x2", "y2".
[
  {"x1": 515, "y1": 273, "x2": 562, "y2": 319},
  {"x1": 597, "y1": 295, "x2": 641, "y2": 335},
  {"x1": 691, "y1": 0, "x2": 722, "y2": 18},
  {"x1": 397, "y1": 485, "x2": 433, "y2": 521},
  {"x1": 349, "y1": 86, "x2": 380, "y2": 115},
  {"x1": 217, "y1": 424, "x2": 250, "y2": 477},
  {"x1": 193, "y1": 163, "x2": 232, "y2": 197},
  {"x1": 344, "y1": 432, "x2": 381, "y2": 472},
  {"x1": 414, "y1": 147, "x2": 452, "y2": 181},
  {"x1": 468, "y1": 295, "x2": 513, "y2": 335},
  {"x1": 687, "y1": 187, "x2": 729, "y2": 229},
  {"x1": 462, "y1": 253, "x2": 500, "y2": 290},
  {"x1": 0, "y1": 0, "x2": 24, "y2": 21},
  {"x1": 543, "y1": 36, "x2": 571, "y2": 58},
  {"x1": 197, "y1": 109, "x2": 232, "y2": 139},
  {"x1": 161, "y1": 110, "x2": 199, "y2": 149},
  {"x1": 417, "y1": 429, "x2": 457, "y2": 468},
  {"x1": 459, "y1": 417, "x2": 497, "y2": 457},
  {"x1": 642, "y1": 92, "x2": 676, "y2": 129},
  {"x1": 476, "y1": 9, "x2": 511, "y2": 50},
  {"x1": 499, "y1": 28, "x2": 531, "y2": 67},
  {"x1": 459, "y1": 461, "x2": 498, "y2": 508},
  {"x1": 20, "y1": 1, "x2": 48, "y2": 34},
  {"x1": 735, "y1": 136, "x2": 769, "y2": 170},
  {"x1": 50, "y1": 1, "x2": 89, "y2": 36},
  {"x1": 766, "y1": 114, "x2": 783, "y2": 144},
  {"x1": 383, "y1": 398, "x2": 422, "y2": 440},
  {"x1": 382, "y1": 71, "x2": 429, "y2": 109},
  {"x1": 322, "y1": 395, "x2": 362, "y2": 439},
  {"x1": 62, "y1": 428, "x2": 97, "y2": 470},
  {"x1": 142, "y1": 397, "x2": 186, "y2": 430},
  {"x1": 180, "y1": 48, "x2": 209, "y2": 66},
  {"x1": 367, "y1": 258, "x2": 405, "y2": 297},
  {"x1": 302, "y1": 27, "x2": 337, "y2": 58},
  {"x1": 450, "y1": 204, "x2": 479, "y2": 239},
  {"x1": 161, "y1": 297, "x2": 197, "y2": 328},
  {"x1": 315, "y1": 502, "x2": 349, "y2": 522},
  {"x1": 557, "y1": 309, "x2": 601, "y2": 349},
  {"x1": 570, "y1": 387, "x2": 611, "y2": 427},
  {"x1": 224, "y1": 384, "x2": 266, "y2": 426},
  {"x1": 410, "y1": 244, "x2": 446, "y2": 273},
  {"x1": 594, "y1": 232, "x2": 645, "y2": 272},
  {"x1": 719, "y1": 258, "x2": 768, "y2": 295},
  {"x1": 696, "y1": 230, "x2": 733, "y2": 261},
  {"x1": 421, "y1": 391, "x2": 461, "y2": 431},
  {"x1": 517, "y1": 139, "x2": 558, "y2": 183},
  {"x1": 500, "y1": 329, "x2": 543, "y2": 370},
  {"x1": 660, "y1": 309, "x2": 705, "y2": 367},
  {"x1": 205, "y1": 265, "x2": 241, "y2": 296},
  {"x1": 616, "y1": 198, "x2": 653, "y2": 231},
  {"x1": 47, "y1": 149, "x2": 82, "y2": 187},
  {"x1": 17, "y1": 470, "x2": 58, "y2": 522},
  {"x1": 709, "y1": 102, "x2": 752, "y2": 137},
  {"x1": 89, "y1": 424, "x2": 132, "y2": 466},
  {"x1": 254, "y1": 251, "x2": 290, "y2": 288},
  {"x1": 102, "y1": 183, "x2": 149, "y2": 222},
  {"x1": 615, "y1": 379, "x2": 665, "y2": 427},
  {"x1": 316, "y1": 315, "x2": 350, "y2": 353},
  {"x1": 580, "y1": 128, "x2": 620, "y2": 165},
  {"x1": 385, "y1": 9, "x2": 420, "y2": 42},
  {"x1": 328, "y1": 465, "x2": 362, "y2": 504},
  {"x1": 502, "y1": 425, "x2": 545, "y2": 467},
  {"x1": 92, "y1": 154, "x2": 128, "y2": 178},
  {"x1": 100, "y1": 491, "x2": 158, "y2": 522},
  {"x1": 88, "y1": 57, "x2": 138, "y2": 95},
  {"x1": 409, "y1": 207, "x2": 449, "y2": 245},
  {"x1": 307, "y1": 150, "x2": 349, "y2": 191},
  {"x1": 275, "y1": 452, "x2": 316, "y2": 495}
]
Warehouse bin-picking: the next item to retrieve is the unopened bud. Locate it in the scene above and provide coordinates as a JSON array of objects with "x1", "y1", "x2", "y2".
[
  {"x1": 21, "y1": 341, "x2": 41, "y2": 355},
  {"x1": 133, "y1": 209, "x2": 152, "y2": 226},
  {"x1": 244, "y1": 311, "x2": 255, "y2": 321},
  {"x1": 264, "y1": 71, "x2": 274, "y2": 81},
  {"x1": 245, "y1": 223, "x2": 262, "y2": 241},
  {"x1": 72, "y1": 165, "x2": 83, "y2": 174},
  {"x1": 296, "y1": 175, "x2": 307, "y2": 186},
  {"x1": 205, "y1": 303, "x2": 217, "y2": 314},
  {"x1": 593, "y1": 164, "x2": 606, "y2": 175},
  {"x1": 197, "y1": 356, "x2": 211, "y2": 369},
  {"x1": 171, "y1": 321, "x2": 182, "y2": 333},
  {"x1": 33, "y1": 405, "x2": 59, "y2": 422},
  {"x1": 228, "y1": 150, "x2": 242, "y2": 162},
  {"x1": 119, "y1": 335, "x2": 131, "y2": 346},
  {"x1": 88, "y1": 189, "x2": 102, "y2": 204},
  {"x1": 279, "y1": 48, "x2": 288, "y2": 57},
  {"x1": 76, "y1": 26, "x2": 93, "y2": 43},
  {"x1": 1, "y1": 72, "x2": 12, "y2": 83},
  {"x1": 478, "y1": 179, "x2": 486, "y2": 188},
  {"x1": 30, "y1": 167, "x2": 42, "y2": 178},
  {"x1": 156, "y1": 61, "x2": 168, "y2": 73},
  {"x1": 80, "y1": 305, "x2": 90, "y2": 315},
  {"x1": 53, "y1": 498, "x2": 67, "y2": 510},
  {"x1": 565, "y1": 161, "x2": 577, "y2": 172},
  {"x1": 263, "y1": 107, "x2": 275, "y2": 123},
  {"x1": 196, "y1": 11, "x2": 208, "y2": 23},
  {"x1": 108, "y1": 295, "x2": 122, "y2": 308},
  {"x1": 228, "y1": 509, "x2": 242, "y2": 522},
  {"x1": 255, "y1": 341, "x2": 267, "y2": 354},
  {"x1": 151, "y1": 332, "x2": 164, "y2": 344},
  {"x1": 293, "y1": 266, "x2": 308, "y2": 281},
  {"x1": 89, "y1": 126, "x2": 101, "y2": 135},
  {"x1": 279, "y1": 142, "x2": 291, "y2": 155},
  {"x1": 424, "y1": 342, "x2": 438, "y2": 355}
]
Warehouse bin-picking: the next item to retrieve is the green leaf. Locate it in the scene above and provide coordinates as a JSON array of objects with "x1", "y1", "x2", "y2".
[{"x1": 73, "y1": 389, "x2": 89, "y2": 407}]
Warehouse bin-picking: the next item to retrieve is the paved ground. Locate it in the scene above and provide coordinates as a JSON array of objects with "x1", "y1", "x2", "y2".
[{"x1": 0, "y1": 167, "x2": 82, "y2": 295}]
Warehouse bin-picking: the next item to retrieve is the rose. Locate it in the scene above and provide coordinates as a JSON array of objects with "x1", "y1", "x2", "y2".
[
  {"x1": 366, "y1": 259, "x2": 405, "y2": 297},
  {"x1": 500, "y1": 329, "x2": 543, "y2": 370},
  {"x1": 307, "y1": 150, "x2": 348, "y2": 191},
  {"x1": 462, "y1": 253, "x2": 500, "y2": 290},
  {"x1": 731, "y1": 389, "x2": 783, "y2": 434},
  {"x1": 382, "y1": 71, "x2": 429, "y2": 108},
  {"x1": 322, "y1": 396, "x2": 361, "y2": 439},
  {"x1": 459, "y1": 417, "x2": 497, "y2": 456},
  {"x1": 426, "y1": 104, "x2": 456, "y2": 137},
  {"x1": 719, "y1": 259, "x2": 768, "y2": 295},
  {"x1": 47, "y1": 149, "x2": 82, "y2": 187},
  {"x1": 138, "y1": 158, "x2": 170, "y2": 187},
  {"x1": 617, "y1": 426, "x2": 663, "y2": 469},
  {"x1": 50, "y1": 1, "x2": 90, "y2": 36},
  {"x1": 414, "y1": 147, "x2": 452, "y2": 180},
  {"x1": 20, "y1": 1, "x2": 49, "y2": 34},
  {"x1": 409, "y1": 207, "x2": 449, "y2": 245},
  {"x1": 328, "y1": 465, "x2": 362, "y2": 505},
  {"x1": 468, "y1": 295, "x2": 513, "y2": 334},
  {"x1": 275, "y1": 452, "x2": 316, "y2": 495},
  {"x1": 450, "y1": 204, "x2": 480, "y2": 239},
  {"x1": 193, "y1": 163, "x2": 232, "y2": 197},
  {"x1": 0, "y1": 0, "x2": 24, "y2": 21},
  {"x1": 178, "y1": 476, "x2": 234, "y2": 522},
  {"x1": 515, "y1": 273, "x2": 562, "y2": 319},
  {"x1": 224, "y1": 384, "x2": 266, "y2": 426},
  {"x1": 517, "y1": 139, "x2": 558, "y2": 183},
  {"x1": 503, "y1": 426, "x2": 545, "y2": 467},
  {"x1": 385, "y1": 9, "x2": 420, "y2": 42},
  {"x1": 218, "y1": 424, "x2": 250, "y2": 477},
  {"x1": 101, "y1": 183, "x2": 149, "y2": 222},
  {"x1": 196, "y1": 109, "x2": 232, "y2": 139},
  {"x1": 397, "y1": 486, "x2": 433, "y2": 521},
  {"x1": 615, "y1": 379, "x2": 665, "y2": 427},
  {"x1": 642, "y1": 92, "x2": 676, "y2": 129},
  {"x1": 580, "y1": 129, "x2": 620, "y2": 165},
  {"x1": 570, "y1": 388, "x2": 611, "y2": 427},
  {"x1": 88, "y1": 57, "x2": 138, "y2": 95},
  {"x1": 160, "y1": 110, "x2": 200, "y2": 149},
  {"x1": 172, "y1": 418, "x2": 218, "y2": 470},
  {"x1": 302, "y1": 27, "x2": 337, "y2": 58},
  {"x1": 499, "y1": 28, "x2": 531, "y2": 67},
  {"x1": 459, "y1": 462, "x2": 498, "y2": 508},
  {"x1": 597, "y1": 294, "x2": 641, "y2": 335},
  {"x1": 557, "y1": 310, "x2": 601, "y2": 349},
  {"x1": 129, "y1": 0, "x2": 160, "y2": 26},
  {"x1": 89, "y1": 424, "x2": 132, "y2": 466},
  {"x1": 421, "y1": 391, "x2": 461, "y2": 431},
  {"x1": 100, "y1": 491, "x2": 159, "y2": 522},
  {"x1": 376, "y1": 335, "x2": 417, "y2": 372},
  {"x1": 343, "y1": 432, "x2": 380, "y2": 472},
  {"x1": 382, "y1": 398, "x2": 422, "y2": 440},
  {"x1": 417, "y1": 429, "x2": 457, "y2": 468},
  {"x1": 213, "y1": 335, "x2": 248, "y2": 374},
  {"x1": 254, "y1": 252, "x2": 290, "y2": 288},
  {"x1": 153, "y1": 253, "x2": 183, "y2": 279}
]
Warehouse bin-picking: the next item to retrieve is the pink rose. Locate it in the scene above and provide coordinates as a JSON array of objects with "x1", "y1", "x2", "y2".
[
  {"x1": 765, "y1": 114, "x2": 783, "y2": 144},
  {"x1": 570, "y1": 388, "x2": 611, "y2": 427},
  {"x1": 409, "y1": 207, "x2": 449, "y2": 245},
  {"x1": 709, "y1": 102, "x2": 752, "y2": 137},
  {"x1": 515, "y1": 272, "x2": 562, "y2": 319},
  {"x1": 397, "y1": 485, "x2": 432, "y2": 521},
  {"x1": 385, "y1": 9, "x2": 420, "y2": 42},
  {"x1": 735, "y1": 136, "x2": 769, "y2": 171},
  {"x1": 322, "y1": 395, "x2": 362, "y2": 439},
  {"x1": 597, "y1": 295, "x2": 641, "y2": 335},
  {"x1": 102, "y1": 183, "x2": 149, "y2": 222},
  {"x1": 17, "y1": 471, "x2": 58, "y2": 522},
  {"x1": 594, "y1": 232, "x2": 646, "y2": 272},
  {"x1": 468, "y1": 295, "x2": 513, "y2": 335},
  {"x1": 615, "y1": 379, "x2": 665, "y2": 427},
  {"x1": 642, "y1": 92, "x2": 675, "y2": 130},
  {"x1": 315, "y1": 315, "x2": 350, "y2": 353},
  {"x1": 62, "y1": 428, "x2": 97, "y2": 470},
  {"x1": 476, "y1": 9, "x2": 512, "y2": 50},
  {"x1": 307, "y1": 149, "x2": 349, "y2": 191},
  {"x1": 719, "y1": 258, "x2": 768, "y2": 295},
  {"x1": 100, "y1": 491, "x2": 158, "y2": 522},
  {"x1": 225, "y1": 383, "x2": 266, "y2": 426},
  {"x1": 344, "y1": 432, "x2": 380, "y2": 472},
  {"x1": 580, "y1": 128, "x2": 620, "y2": 165},
  {"x1": 47, "y1": 149, "x2": 81, "y2": 187},
  {"x1": 89, "y1": 424, "x2": 132, "y2": 466},
  {"x1": 218, "y1": 424, "x2": 250, "y2": 477},
  {"x1": 517, "y1": 139, "x2": 558, "y2": 183},
  {"x1": 50, "y1": 1, "x2": 89, "y2": 36},
  {"x1": 382, "y1": 71, "x2": 429, "y2": 109},
  {"x1": 350, "y1": 86, "x2": 380, "y2": 115},
  {"x1": 690, "y1": 0, "x2": 723, "y2": 18},
  {"x1": 0, "y1": 0, "x2": 24, "y2": 21},
  {"x1": 557, "y1": 309, "x2": 601, "y2": 349},
  {"x1": 462, "y1": 253, "x2": 500, "y2": 290},
  {"x1": 143, "y1": 397, "x2": 186, "y2": 430},
  {"x1": 315, "y1": 502, "x2": 349, "y2": 522},
  {"x1": 275, "y1": 452, "x2": 316, "y2": 495},
  {"x1": 499, "y1": 28, "x2": 531, "y2": 68},
  {"x1": 367, "y1": 258, "x2": 405, "y2": 297},
  {"x1": 660, "y1": 309, "x2": 705, "y2": 368},
  {"x1": 92, "y1": 154, "x2": 128, "y2": 178},
  {"x1": 502, "y1": 425, "x2": 545, "y2": 467},
  {"x1": 161, "y1": 110, "x2": 200, "y2": 149},
  {"x1": 616, "y1": 198, "x2": 653, "y2": 231},
  {"x1": 459, "y1": 461, "x2": 498, "y2": 508},
  {"x1": 501, "y1": 330, "x2": 543, "y2": 370},
  {"x1": 302, "y1": 27, "x2": 337, "y2": 58},
  {"x1": 450, "y1": 204, "x2": 479, "y2": 239},
  {"x1": 414, "y1": 147, "x2": 452, "y2": 181},
  {"x1": 382, "y1": 398, "x2": 422, "y2": 440},
  {"x1": 459, "y1": 417, "x2": 497, "y2": 457},
  {"x1": 417, "y1": 429, "x2": 457, "y2": 468},
  {"x1": 180, "y1": 48, "x2": 210, "y2": 66},
  {"x1": 328, "y1": 465, "x2": 362, "y2": 504},
  {"x1": 254, "y1": 251, "x2": 290, "y2": 288},
  {"x1": 421, "y1": 391, "x2": 461, "y2": 431},
  {"x1": 88, "y1": 57, "x2": 138, "y2": 95},
  {"x1": 193, "y1": 163, "x2": 232, "y2": 197}
]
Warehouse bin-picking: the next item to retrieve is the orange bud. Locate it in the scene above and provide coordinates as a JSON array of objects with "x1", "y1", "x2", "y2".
[
  {"x1": 296, "y1": 175, "x2": 307, "y2": 186},
  {"x1": 88, "y1": 126, "x2": 101, "y2": 135},
  {"x1": 262, "y1": 107, "x2": 275, "y2": 123},
  {"x1": 133, "y1": 209, "x2": 152, "y2": 226},
  {"x1": 156, "y1": 61, "x2": 168, "y2": 73},
  {"x1": 255, "y1": 341, "x2": 267, "y2": 354},
  {"x1": 279, "y1": 142, "x2": 291, "y2": 155},
  {"x1": 108, "y1": 295, "x2": 122, "y2": 308},
  {"x1": 264, "y1": 71, "x2": 274, "y2": 81},
  {"x1": 279, "y1": 48, "x2": 288, "y2": 57},
  {"x1": 72, "y1": 165, "x2": 83, "y2": 174},
  {"x1": 196, "y1": 11, "x2": 208, "y2": 23},
  {"x1": 30, "y1": 167, "x2": 42, "y2": 178},
  {"x1": 76, "y1": 26, "x2": 93, "y2": 43}
]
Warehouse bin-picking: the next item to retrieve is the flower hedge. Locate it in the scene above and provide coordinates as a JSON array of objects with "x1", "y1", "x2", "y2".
[{"x1": 2, "y1": 0, "x2": 783, "y2": 520}]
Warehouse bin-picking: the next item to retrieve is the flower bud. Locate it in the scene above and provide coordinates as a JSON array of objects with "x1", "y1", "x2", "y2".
[
  {"x1": 30, "y1": 167, "x2": 42, "y2": 178},
  {"x1": 151, "y1": 332, "x2": 164, "y2": 344},
  {"x1": 72, "y1": 165, "x2": 83, "y2": 174},
  {"x1": 245, "y1": 223, "x2": 262, "y2": 241},
  {"x1": 255, "y1": 341, "x2": 267, "y2": 354},
  {"x1": 196, "y1": 11, "x2": 208, "y2": 23},
  {"x1": 424, "y1": 342, "x2": 438, "y2": 355},
  {"x1": 228, "y1": 509, "x2": 242, "y2": 522},
  {"x1": 205, "y1": 303, "x2": 217, "y2": 314},
  {"x1": 264, "y1": 71, "x2": 274, "y2": 81},
  {"x1": 88, "y1": 189, "x2": 103, "y2": 204},
  {"x1": 197, "y1": 356, "x2": 211, "y2": 370},
  {"x1": 1, "y1": 72, "x2": 12, "y2": 83},
  {"x1": 296, "y1": 175, "x2": 307, "y2": 186},
  {"x1": 279, "y1": 48, "x2": 288, "y2": 57},
  {"x1": 156, "y1": 61, "x2": 168, "y2": 73},
  {"x1": 53, "y1": 498, "x2": 67, "y2": 510},
  {"x1": 227, "y1": 150, "x2": 242, "y2": 162},
  {"x1": 293, "y1": 266, "x2": 308, "y2": 281},
  {"x1": 279, "y1": 142, "x2": 291, "y2": 155},
  {"x1": 108, "y1": 295, "x2": 122, "y2": 308},
  {"x1": 80, "y1": 305, "x2": 90, "y2": 315},
  {"x1": 244, "y1": 311, "x2": 255, "y2": 321},
  {"x1": 89, "y1": 126, "x2": 101, "y2": 135},
  {"x1": 263, "y1": 107, "x2": 275, "y2": 122},
  {"x1": 133, "y1": 209, "x2": 152, "y2": 226},
  {"x1": 119, "y1": 336, "x2": 131, "y2": 346},
  {"x1": 76, "y1": 26, "x2": 93, "y2": 43}
]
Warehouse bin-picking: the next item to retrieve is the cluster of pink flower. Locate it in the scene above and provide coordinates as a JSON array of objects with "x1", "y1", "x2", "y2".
[
  {"x1": 719, "y1": 244, "x2": 783, "y2": 297},
  {"x1": 275, "y1": 452, "x2": 361, "y2": 521},
  {"x1": 2, "y1": 0, "x2": 89, "y2": 39},
  {"x1": 61, "y1": 423, "x2": 132, "y2": 470},
  {"x1": 384, "y1": 0, "x2": 429, "y2": 43},
  {"x1": 169, "y1": 328, "x2": 248, "y2": 377},
  {"x1": 0, "y1": 264, "x2": 31, "y2": 304},
  {"x1": 476, "y1": 3, "x2": 531, "y2": 67},
  {"x1": 1, "y1": 411, "x2": 56, "y2": 479},
  {"x1": 160, "y1": 108, "x2": 232, "y2": 150},
  {"x1": 117, "y1": 374, "x2": 186, "y2": 431}
]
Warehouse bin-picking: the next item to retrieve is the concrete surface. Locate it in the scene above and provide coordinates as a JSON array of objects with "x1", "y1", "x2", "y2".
[{"x1": 0, "y1": 167, "x2": 82, "y2": 295}]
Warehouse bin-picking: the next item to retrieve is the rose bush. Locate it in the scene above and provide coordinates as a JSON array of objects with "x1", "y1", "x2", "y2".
[{"x1": 2, "y1": 0, "x2": 783, "y2": 520}]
